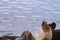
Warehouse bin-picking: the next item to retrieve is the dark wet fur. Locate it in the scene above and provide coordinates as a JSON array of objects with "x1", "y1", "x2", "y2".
[
  {"x1": 48, "y1": 22, "x2": 56, "y2": 30},
  {"x1": 0, "y1": 36, "x2": 10, "y2": 40},
  {"x1": 48, "y1": 22, "x2": 60, "y2": 40},
  {"x1": 2, "y1": 36, "x2": 19, "y2": 40},
  {"x1": 21, "y1": 31, "x2": 36, "y2": 40}
]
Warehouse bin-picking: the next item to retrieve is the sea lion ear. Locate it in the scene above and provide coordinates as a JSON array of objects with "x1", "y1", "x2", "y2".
[{"x1": 41, "y1": 21, "x2": 47, "y2": 26}]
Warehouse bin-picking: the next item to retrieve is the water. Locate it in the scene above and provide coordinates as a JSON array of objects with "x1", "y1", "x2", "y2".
[{"x1": 0, "y1": 0, "x2": 60, "y2": 36}]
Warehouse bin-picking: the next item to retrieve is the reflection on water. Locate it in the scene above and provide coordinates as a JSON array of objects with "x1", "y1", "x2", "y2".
[{"x1": 0, "y1": 0, "x2": 60, "y2": 36}]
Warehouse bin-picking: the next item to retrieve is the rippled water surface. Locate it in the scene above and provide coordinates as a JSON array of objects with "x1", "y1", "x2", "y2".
[{"x1": 0, "y1": 0, "x2": 60, "y2": 36}]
